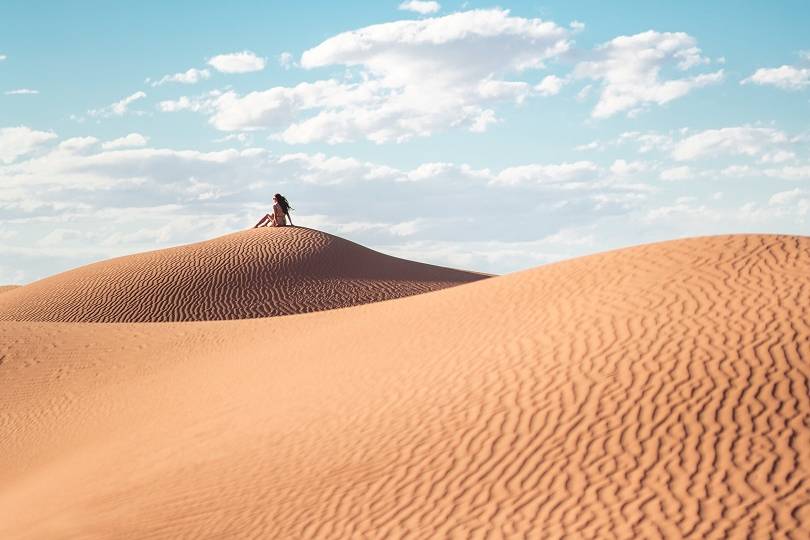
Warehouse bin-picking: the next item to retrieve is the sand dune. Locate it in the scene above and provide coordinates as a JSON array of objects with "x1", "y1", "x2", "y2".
[
  {"x1": 0, "y1": 227, "x2": 485, "y2": 322},
  {"x1": 1, "y1": 233, "x2": 809, "y2": 538},
  {"x1": 0, "y1": 285, "x2": 19, "y2": 295}
]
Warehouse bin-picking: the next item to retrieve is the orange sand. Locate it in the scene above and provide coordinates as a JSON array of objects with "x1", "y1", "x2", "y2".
[
  {"x1": 0, "y1": 228, "x2": 485, "y2": 322},
  {"x1": 1, "y1": 231, "x2": 809, "y2": 538}
]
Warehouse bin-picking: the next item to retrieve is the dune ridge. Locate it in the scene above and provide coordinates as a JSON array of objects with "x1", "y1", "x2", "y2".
[
  {"x1": 1, "y1": 234, "x2": 810, "y2": 538},
  {"x1": 0, "y1": 227, "x2": 485, "y2": 322}
]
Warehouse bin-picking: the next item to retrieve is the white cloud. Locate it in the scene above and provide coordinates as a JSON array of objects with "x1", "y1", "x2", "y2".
[
  {"x1": 0, "y1": 126, "x2": 57, "y2": 164},
  {"x1": 469, "y1": 109, "x2": 497, "y2": 132},
  {"x1": 759, "y1": 149, "x2": 795, "y2": 164},
  {"x1": 88, "y1": 91, "x2": 147, "y2": 118},
  {"x1": 574, "y1": 31, "x2": 723, "y2": 118},
  {"x1": 5, "y1": 88, "x2": 39, "y2": 95},
  {"x1": 301, "y1": 9, "x2": 569, "y2": 82},
  {"x1": 618, "y1": 131, "x2": 676, "y2": 153},
  {"x1": 159, "y1": 96, "x2": 197, "y2": 113},
  {"x1": 609, "y1": 159, "x2": 647, "y2": 176},
  {"x1": 38, "y1": 228, "x2": 84, "y2": 247},
  {"x1": 0, "y1": 132, "x2": 669, "y2": 282},
  {"x1": 208, "y1": 51, "x2": 266, "y2": 73},
  {"x1": 403, "y1": 162, "x2": 489, "y2": 182},
  {"x1": 535, "y1": 74, "x2": 565, "y2": 96},
  {"x1": 398, "y1": 1, "x2": 440, "y2": 14},
  {"x1": 672, "y1": 126, "x2": 788, "y2": 161},
  {"x1": 377, "y1": 229, "x2": 597, "y2": 272},
  {"x1": 279, "y1": 52, "x2": 294, "y2": 70},
  {"x1": 277, "y1": 152, "x2": 400, "y2": 185},
  {"x1": 742, "y1": 65, "x2": 810, "y2": 91},
  {"x1": 659, "y1": 165, "x2": 691, "y2": 181},
  {"x1": 215, "y1": 133, "x2": 249, "y2": 144},
  {"x1": 0, "y1": 54, "x2": 6, "y2": 61},
  {"x1": 193, "y1": 9, "x2": 571, "y2": 143},
  {"x1": 151, "y1": 68, "x2": 211, "y2": 86},
  {"x1": 59, "y1": 136, "x2": 100, "y2": 152},
  {"x1": 769, "y1": 188, "x2": 804, "y2": 206},
  {"x1": 101, "y1": 133, "x2": 149, "y2": 150},
  {"x1": 574, "y1": 140, "x2": 601, "y2": 151},
  {"x1": 493, "y1": 161, "x2": 600, "y2": 186},
  {"x1": 764, "y1": 165, "x2": 810, "y2": 181}
]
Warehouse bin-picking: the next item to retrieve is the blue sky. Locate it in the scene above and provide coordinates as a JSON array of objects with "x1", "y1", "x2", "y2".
[{"x1": 1, "y1": 1, "x2": 809, "y2": 282}]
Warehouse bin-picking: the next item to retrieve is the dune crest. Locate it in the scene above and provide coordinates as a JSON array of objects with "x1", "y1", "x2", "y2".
[
  {"x1": 0, "y1": 227, "x2": 485, "y2": 322},
  {"x1": 1, "y1": 234, "x2": 809, "y2": 538}
]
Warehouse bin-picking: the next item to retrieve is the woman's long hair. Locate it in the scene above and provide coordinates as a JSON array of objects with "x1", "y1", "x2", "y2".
[{"x1": 274, "y1": 193, "x2": 293, "y2": 215}]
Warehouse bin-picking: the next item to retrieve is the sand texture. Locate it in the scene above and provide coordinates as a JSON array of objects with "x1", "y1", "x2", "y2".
[
  {"x1": 1, "y1": 233, "x2": 809, "y2": 538},
  {"x1": 0, "y1": 285, "x2": 20, "y2": 295},
  {"x1": 0, "y1": 227, "x2": 485, "y2": 322}
]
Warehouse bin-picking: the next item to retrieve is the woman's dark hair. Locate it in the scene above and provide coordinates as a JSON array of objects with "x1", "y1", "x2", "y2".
[{"x1": 274, "y1": 193, "x2": 293, "y2": 215}]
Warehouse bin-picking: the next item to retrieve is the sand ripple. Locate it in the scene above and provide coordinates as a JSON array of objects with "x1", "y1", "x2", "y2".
[
  {"x1": 1, "y1": 234, "x2": 809, "y2": 538},
  {"x1": 0, "y1": 227, "x2": 484, "y2": 322}
]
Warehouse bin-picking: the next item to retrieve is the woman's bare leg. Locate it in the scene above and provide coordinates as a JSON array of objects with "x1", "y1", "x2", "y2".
[{"x1": 253, "y1": 214, "x2": 271, "y2": 228}]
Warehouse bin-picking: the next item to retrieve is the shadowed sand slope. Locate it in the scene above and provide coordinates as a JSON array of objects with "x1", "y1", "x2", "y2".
[
  {"x1": 0, "y1": 227, "x2": 485, "y2": 322},
  {"x1": 1, "y1": 234, "x2": 810, "y2": 538}
]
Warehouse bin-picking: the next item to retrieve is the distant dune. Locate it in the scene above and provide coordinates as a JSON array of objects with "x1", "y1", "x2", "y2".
[
  {"x1": 0, "y1": 285, "x2": 19, "y2": 295},
  {"x1": 1, "y1": 233, "x2": 809, "y2": 538},
  {"x1": 0, "y1": 227, "x2": 485, "y2": 322}
]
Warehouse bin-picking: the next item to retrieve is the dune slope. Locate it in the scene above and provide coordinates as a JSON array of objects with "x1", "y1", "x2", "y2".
[
  {"x1": 0, "y1": 227, "x2": 485, "y2": 322},
  {"x1": 1, "y1": 234, "x2": 809, "y2": 538}
]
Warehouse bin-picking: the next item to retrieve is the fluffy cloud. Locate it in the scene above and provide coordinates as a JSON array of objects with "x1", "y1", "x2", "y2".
[
  {"x1": 535, "y1": 74, "x2": 566, "y2": 96},
  {"x1": 769, "y1": 188, "x2": 805, "y2": 206},
  {"x1": 5, "y1": 88, "x2": 39, "y2": 95},
  {"x1": 101, "y1": 133, "x2": 149, "y2": 150},
  {"x1": 492, "y1": 161, "x2": 600, "y2": 186},
  {"x1": 11, "y1": 122, "x2": 810, "y2": 281},
  {"x1": 151, "y1": 68, "x2": 211, "y2": 86},
  {"x1": 59, "y1": 136, "x2": 100, "y2": 152},
  {"x1": 376, "y1": 228, "x2": 598, "y2": 271},
  {"x1": 659, "y1": 165, "x2": 692, "y2": 181},
  {"x1": 764, "y1": 165, "x2": 810, "y2": 181},
  {"x1": 207, "y1": 51, "x2": 266, "y2": 73},
  {"x1": 742, "y1": 65, "x2": 810, "y2": 91},
  {"x1": 2, "y1": 133, "x2": 651, "y2": 279},
  {"x1": 672, "y1": 126, "x2": 788, "y2": 161},
  {"x1": 88, "y1": 91, "x2": 147, "y2": 118},
  {"x1": 574, "y1": 31, "x2": 723, "y2": 118},
  {"x1": 398, "y1": 1, "x2": 440, "y2": 14},
  {"x1": 279, "y1": 52, "x2": 294, "y2": 70},
  {"x1": 0, "y1": 126, "x2": 57, "y2": 164},
  {"x1": 0, "y1": 54, "x2": 6, "y2": 61},
  {"x1": 179, "y1": 9, "x2": 571, "y2": 143},
  {"x1": 609, "y1": 159, "x2": 648, "y2": 176},
  {"x1": 301, "y1": 9, "x2": 569, "y2": 84}
]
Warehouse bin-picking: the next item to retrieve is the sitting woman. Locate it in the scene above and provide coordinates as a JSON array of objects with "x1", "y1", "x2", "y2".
[{"x1": 254, "y1": 193, "x2": 294, "y2": 228}]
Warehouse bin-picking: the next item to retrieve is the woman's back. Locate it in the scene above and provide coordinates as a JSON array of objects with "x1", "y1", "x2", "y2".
[{"x1": 272, "y1": 202, "x2": 287, "y2": 226}]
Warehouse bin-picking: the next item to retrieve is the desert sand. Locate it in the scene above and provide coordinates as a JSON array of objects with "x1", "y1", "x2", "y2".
[
  {"x1": 1, "y1": 230, "x2": 809, "y2": 539},
  {"x1": 0, "y1": 228, "x2": 485, "y2": 322}
]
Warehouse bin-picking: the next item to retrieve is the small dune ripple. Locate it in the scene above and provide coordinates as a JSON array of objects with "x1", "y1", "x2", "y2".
[
  {"x1": 1, "y1": 234, "x2": 809, "y2": 538},
  {"x1": 0, "y1": 227, "x2": 485, "y2": 322}
]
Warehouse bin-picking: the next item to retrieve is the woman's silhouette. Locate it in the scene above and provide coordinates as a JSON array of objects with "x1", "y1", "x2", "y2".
[{"x1": 254, "y1": 194, "x2": 293, "y2": 228}]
